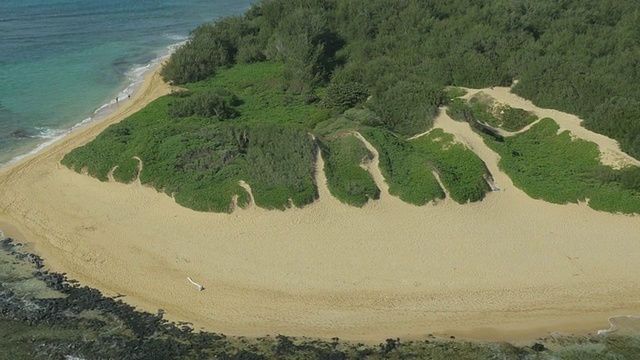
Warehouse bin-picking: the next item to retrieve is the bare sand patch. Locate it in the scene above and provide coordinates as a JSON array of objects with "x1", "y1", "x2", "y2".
[
  {"x1": 1, "y1": 75, "x2": 640, "y2": 343},
  {"x1": 461, "y1": 87, "x2": 640, "y2": 169}
]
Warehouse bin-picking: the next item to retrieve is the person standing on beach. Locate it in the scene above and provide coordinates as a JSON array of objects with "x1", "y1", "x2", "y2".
[{"x1": 116, "y1": 96, "x2": 119, "y2": 103}]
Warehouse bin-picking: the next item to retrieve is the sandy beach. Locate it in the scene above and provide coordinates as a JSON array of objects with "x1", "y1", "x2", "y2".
[{"x1": 1, "y1": 68, "x2": 639, "y2": 343}]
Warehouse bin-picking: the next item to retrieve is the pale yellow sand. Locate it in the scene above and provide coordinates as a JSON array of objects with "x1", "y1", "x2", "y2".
[{"x1": 1, "y1": 70, "x2": 639, "y2": 343}]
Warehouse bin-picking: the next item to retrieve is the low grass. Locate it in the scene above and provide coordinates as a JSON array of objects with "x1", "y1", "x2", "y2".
[
  {"x1": 412, "y1": 129, "x2": 490, "y2": 203},
  {"x1": 321, "y1": 133, "x2": 380, "y2": 207},
  {"x1": 484, "y1": 118, "x2": 640, "y2": 213},
  {"x1": 62, "y1": 62, "x2": 319, "y2": 212},
  {"x1": 448, "y1": 95, "x2": 537, "y2": 132},
  {"x1": 359, "y1": 127, "x2": 445, "y2": 205},
  {"x1": 445, "y1": 86, "x2": 468, "y2": 101},
  {"x1": 498, "y1": 105, "x2": 538, "y2": 132},
  {"x1": 319, "y1": 122, "x2": 491, "y2": 205}
]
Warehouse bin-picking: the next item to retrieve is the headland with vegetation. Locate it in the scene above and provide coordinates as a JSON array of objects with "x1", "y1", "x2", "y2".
[
  {"x1": 1, "y1": 0, "x2": 640, "y2": 357},
  {"x1": 61, "y1": 0, "x2": 640, "y2": 213}
]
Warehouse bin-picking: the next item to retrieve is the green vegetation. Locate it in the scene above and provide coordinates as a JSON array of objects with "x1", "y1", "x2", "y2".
[
  {"x1": 162, "y1": 0, "x2": 640, "y2": 158},
  {"x1": 167, "y1": 89, "x2": 241, "y2": 120},
  {"x1": 445, "y1": 87, "x2": 468, "y2": 101},
  {"x1": 321, "y1": 81, "x2": 368, "y2": 112},
  {"x1": 316, "y1": 111, "x2": 491, "y2": 205},
  {"x1": 413, "y1": 129, "x2": 490, "y2": 203},
  {"x1": 448, "y1": 94, "x2": 538, "y2": 132},
  {"x1": 321, "y1": 133, "x2": 380, "y2": 207},
  {"x1": 160, "y1": 17, "x2": 253, "y2": 84},
  {"x1": 63, "y1": 62, "x2": 319, "y2": 212},
  {"x1": 446, "y1": 98, "x2": 472, "y2": 123},
  {"x1": 65, "y1": 56, "x2": 491, "y2": 211},
  {"x1": 245, "y1": 124, "x2": 317, "y2": 209},
  {"x1": 359, "y1": 127, "x2": 445, "y2": 205},
  {"x1": 448, "y1": 91, "x2": 640, "y2": 214},
  {"x1": 583, "y1": 97, "x2": 640, "y2": 159},
  {"x1": 64, "y1": 0, "x2": 640, "y2": 214},
  {"x1": 484, "y1": 118, "x2": 640, "y2": 213},
  {"x1": 499, "y1": 106, "x2": 538, "y2": 132}
]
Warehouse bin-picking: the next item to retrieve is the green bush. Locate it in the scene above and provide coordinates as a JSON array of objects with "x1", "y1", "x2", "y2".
[
  {"x1": 167, "y1": 89, "x2": 241, "y2": 120},
  {"x1": 445, "y1": 87, "x2": 468, "y2": 101},
  {"x1": 583, "y1": 97, "x2": 640, "y2": 160},
  {"x1": 413, "y1": 129, "x2": 490, "y2": 203},
  {"x1": 160, "y1": 16, "x2": 254, "y2": 85},
  {"x1": 446, "y1": 98, "x2": 472, "y2": 122},
  {"x1": 499, "y1": 106, "x2": 538, "y2": 132},
  {"x1": 343, "y1": 108, "x2": 382, "y2": 127},
  {"x1": 321, "y1": 81, "x2": 368, "y2": 111},
  {"x1": 485, "y1": 118, "x2": 599, "y2": 204},
  {"x1": 63, "y1": 62, "x2": 321, "y2": 212},
  {"x1": 322, "y1": 135, "x2": 379, "y2": 206},
  {"x1": 369, "y1": 81, "x2": 444, "y2": 137},
  {"x1": 359, "y1": 127, "x2": 445, "y2": 205},
  {"x1": 66, "y1": 0, "x2": 640, "y2": 214},
  {"x1": 484, "y1": 118, "x2": 640, "y2": 213},
  {"x1": 245, "y1": 124, "x2": 318, "y2": 209},
  {"x1": 448, "y1": 96, "x2": 537, "y2": 132}
]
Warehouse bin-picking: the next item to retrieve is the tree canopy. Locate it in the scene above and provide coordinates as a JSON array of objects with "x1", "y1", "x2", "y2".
[
  {"x1": 64, "y1": 0, "x2": 640, "y2": 212},
  {"x1": 162, "y1": 0, "x2": 640, "y2": 149}
]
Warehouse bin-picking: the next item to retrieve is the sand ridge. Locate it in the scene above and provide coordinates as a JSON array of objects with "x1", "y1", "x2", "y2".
[{"x1": 0, "y1": 72, "x2": 640, "y2": 342}]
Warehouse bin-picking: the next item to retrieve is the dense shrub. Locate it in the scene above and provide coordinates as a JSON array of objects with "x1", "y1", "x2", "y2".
[
  {"x1": 167, "y1": 0, "x2": 640, "y2": 157},
  {"x1": 413, "y1": 129, "x2": 490, "y2": 203},
  {"x1": 321, "y1": 81, "x2": 368, "y2": 111},
  {"x1": 63, "y1": 62, "x2": 321, "y2": 212},
  {"x1": 245, "y1": 124, "x2": 318, "y2": 209},
  {"x1": 583, "y1": 97, "x2": 640, "y2": 160},
  {"x1": 168, "y1": 90, "x2": 241, "y2": 120},
  {"x1": 321, "y1": 135, "x2": 380, "y2": 206},
  {"x1": 160, "y1": 16, "x2": 255, "y2": 84},
  {"x1": 484, "y1": 118, "x2": 640, "y2": 213},
  {"x1": 66, "y1": 0, "x2": 640, "y2": 214},
  {"x1": 369, "y1": 81, "x2": 444, "y2": 136},
  {"x1": 359, "y1": 127, "x2": 445, "y2": 205}
]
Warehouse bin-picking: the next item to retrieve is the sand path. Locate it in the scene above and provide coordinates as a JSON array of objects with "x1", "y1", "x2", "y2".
[
  {"x1": 351, "y1": 131, "x2": 391, "y2": 199},
  {"x1": 1, "y1": 74, "x2": 640, "y2": 342},
  {"x1": 461, "y1": 87, "x2": 640, "y2": 169}
]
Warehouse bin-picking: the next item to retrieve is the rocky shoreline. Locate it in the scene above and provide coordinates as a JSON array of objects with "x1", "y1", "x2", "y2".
[{"x1": 1, "y1": 237, "x2": 639, "y2": 359}]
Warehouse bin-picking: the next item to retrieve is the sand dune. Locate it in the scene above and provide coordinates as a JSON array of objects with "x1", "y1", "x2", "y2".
[
  {"x1": 461, "y1": 87, "x2": 640, "y2": 169},
  {"x1": 1, "y1": 71, "x2": 639, "y2": 342}
]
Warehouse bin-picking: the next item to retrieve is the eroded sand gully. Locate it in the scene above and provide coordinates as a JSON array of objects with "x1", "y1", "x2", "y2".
[{"x1": 0, "y1": 76, "x2": 639, "y2": 342}]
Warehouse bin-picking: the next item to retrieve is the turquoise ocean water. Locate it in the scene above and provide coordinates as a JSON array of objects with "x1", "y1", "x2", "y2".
[{"x1": 0, "y1": 0, "x2": 254, "y2": 166}]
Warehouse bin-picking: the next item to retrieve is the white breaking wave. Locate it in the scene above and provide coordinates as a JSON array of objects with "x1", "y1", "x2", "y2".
[
  {"x1": 164, "y1": 33, "x2": 189, "y2": 41},
  {"x1": 33, "y1": 127, "x2": 66, "y2": 139}
]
